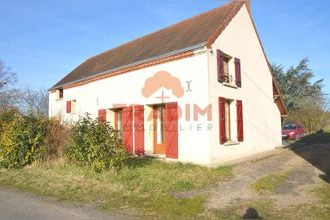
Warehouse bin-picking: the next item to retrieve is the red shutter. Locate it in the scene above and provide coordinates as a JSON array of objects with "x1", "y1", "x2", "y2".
[
  {"x1": 219, "y1": 97, "x2": 226, "y2": 144},
  {"x1": 134, "y1": 105, "x2": 144, "y2": 155},
  {"x1": 98, "y1": 109, "x2": 106, "y2": 123},
  {"x1": 235, "y1": 58, "x2": 242, "y2": 87},
  {"x1": 165, "y1": 102, "x2": 178, "y2": 159},
  {"x1": 66, "y1": 101, "x2": 71, "y2": 113},
  {"x1": 122, "y1": 106, "x2": 133, "y2": 154},
  {"x1": 237, "y1": 100, "x2": 244, "y2": 142},
  {"x1": 217, "y1": 50, "x2": 225, "y2": 83}
]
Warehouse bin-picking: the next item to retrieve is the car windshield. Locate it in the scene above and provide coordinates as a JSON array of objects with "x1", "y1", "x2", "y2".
[{"x1": 283, "y1": 124, "x2": 296, "y2": 129}]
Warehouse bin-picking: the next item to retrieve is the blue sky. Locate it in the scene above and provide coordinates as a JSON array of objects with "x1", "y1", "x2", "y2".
[{"x1": 0, "y1": 0, "x2": 329, "y2": 94}]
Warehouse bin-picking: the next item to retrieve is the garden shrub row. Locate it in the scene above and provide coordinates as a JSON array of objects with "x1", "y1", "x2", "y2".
[{"x1": 0, "y1": 110, "x2": 128, "y2": 171}]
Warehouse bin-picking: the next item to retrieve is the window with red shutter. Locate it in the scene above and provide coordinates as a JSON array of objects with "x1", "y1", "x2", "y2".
[
  {"x1": 236, "y1": 100, "x2": 244, "y2": 142},
  {"x1": 235, "y1": 58, "x2": 241, "y2": 87},
  {"x1": 218, "y1": 97, "x2": 227, "y2": 144},
  {"x1": 66, "y1": 101, "x2": 71, "y2": 113},
  {"x1": 98, "y1": 109, "x2": 107, "y2": 123},
  {"x1": 217, "y1": 50, "x2": 225, "y2": 83}
]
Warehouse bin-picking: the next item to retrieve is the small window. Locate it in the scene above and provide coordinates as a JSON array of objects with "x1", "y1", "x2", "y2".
[
  {"x1": 57, "y1": 88, "x2": 63, "y2": 100},
  {"x1": 219, "y1": 97, "x2": 234, "y2": 144},
  {"x1": 115, "y1": 109, "x2": 123, "y2": 138},
  {"x1": 71, "y1": 100, "x2": 77, "y2": 113},
  {"x1": 223, "y1": 57, "x2": 231, "y2": 83},
  {"x1": 225, "y1": 100, "x2": 231, "y2": 140}
]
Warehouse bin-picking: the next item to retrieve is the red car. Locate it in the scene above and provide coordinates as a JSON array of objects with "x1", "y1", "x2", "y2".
[{"x1": 282, "y1": 124, "x2": 305, "y2": 140}]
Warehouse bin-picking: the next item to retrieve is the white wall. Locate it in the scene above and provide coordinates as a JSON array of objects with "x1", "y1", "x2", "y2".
[
  {"x1": 49, "y1": 52, "x2": 211, "y2": 165},
  {"x1": 207, "y1": 5, "x2": 282, "y2": 164}
]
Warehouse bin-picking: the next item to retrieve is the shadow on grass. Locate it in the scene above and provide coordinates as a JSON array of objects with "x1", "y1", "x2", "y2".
[
  {"x1": 243, "y1": 208, "x2": 263, "y2": 219},
  {"x1": 287, "y1": 131, "x2": 330, "y2": 183},
  {"x1": 126, "y1": 156, "x2": 155, "y2": 168}
]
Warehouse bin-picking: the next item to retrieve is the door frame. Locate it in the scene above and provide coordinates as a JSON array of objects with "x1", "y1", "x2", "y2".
[{"x1": 153, "y1": 104, "x2": 166, "y2": 155}]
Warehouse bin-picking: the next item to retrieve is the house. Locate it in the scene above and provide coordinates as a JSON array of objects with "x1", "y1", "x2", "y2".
[{"x1": 49, "y1": 0, "x2": 287, "y2": 165}]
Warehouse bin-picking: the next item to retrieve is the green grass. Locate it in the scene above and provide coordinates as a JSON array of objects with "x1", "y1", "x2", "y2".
[
  {"x1": 0, "y1": 157, "x2": 231, "y2": 219},
  {"x1": 324, "y1": 127, "x2": 330, "y2": 133},
  {"x1": 251, "y1": 172, "x2": 288, "y2": 193},
  {"x1": 312, "y1": 183, "x2": 330, "y2": 204}
]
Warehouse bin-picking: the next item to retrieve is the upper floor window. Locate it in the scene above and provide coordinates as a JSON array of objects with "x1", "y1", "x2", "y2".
[
  {"x1": 56, "y1": 88, "x2": 63, "y2": 100},
  {"x1": 217, "y1": 50, "x2": 241, "y2": 87},
  {"x1": 223, "y1": 56, "x2": 231, "y2": 83}
]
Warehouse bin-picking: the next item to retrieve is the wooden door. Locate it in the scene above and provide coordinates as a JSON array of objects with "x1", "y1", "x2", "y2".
[
  {"x1": 165, "y1": 102, "x2": 178, "y2": 159},
  {"x1": 122, "y1": 106, "x2": 133, "y2": 154},
  {"x1": 134, "y1": 105, "x2": 144, "y2": 155}
]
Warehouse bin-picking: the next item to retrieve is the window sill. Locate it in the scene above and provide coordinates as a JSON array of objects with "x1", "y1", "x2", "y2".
[
  {"x1": 224, "y1": 140, "x2": 240, "y2": 146},
  {"x1": 222, "y1": 82, "x2": 238, "y2": 89}
]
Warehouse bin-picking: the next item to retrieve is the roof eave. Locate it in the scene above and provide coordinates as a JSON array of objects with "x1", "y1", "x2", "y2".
[{"x1": 50, "y1": 42, "x2": 207, "y2": 91}]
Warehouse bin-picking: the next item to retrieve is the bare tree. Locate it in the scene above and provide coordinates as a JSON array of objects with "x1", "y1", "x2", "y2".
[
  {"x1": 0, "y1": 60, "x2": 20, "y2": 111},
  {"x1": 20, "y1": 87, "x2": 49, "y2": 117}
]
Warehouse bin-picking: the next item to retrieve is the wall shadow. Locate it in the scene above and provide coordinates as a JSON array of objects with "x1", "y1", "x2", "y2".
[
  {"x1": 126, "y1": 156, "x2": 155, "y2": 168},
  {"x1": 287, "y1": 131, "x2": 330, "y2": 183}
]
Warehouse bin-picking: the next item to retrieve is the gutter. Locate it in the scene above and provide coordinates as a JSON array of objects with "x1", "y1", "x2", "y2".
[{"x1": 50, "y1": 42, "x2": 207, "y2": 91}]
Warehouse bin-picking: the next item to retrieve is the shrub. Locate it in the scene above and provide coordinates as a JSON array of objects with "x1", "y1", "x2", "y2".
[
  {"x1": 0, "y1": 115, "x2": 47, "y2": 168},
  {"x1": 65, "y1": 115, "x2": 128, "y2": 172},
  {"x1": 44, "y1": 119, "x2": 69, "y2": 160},
  {"x1": 0, "y1": 108, "x2": 20, "y2": 133}
]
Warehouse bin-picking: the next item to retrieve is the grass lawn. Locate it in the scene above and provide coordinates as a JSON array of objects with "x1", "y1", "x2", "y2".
[
  {"x1": 251, "y1": 172, "x2": 288, "y2": 193},
  {"x1": 0, "y1": 158, "x2": 231, "y2": 219}
]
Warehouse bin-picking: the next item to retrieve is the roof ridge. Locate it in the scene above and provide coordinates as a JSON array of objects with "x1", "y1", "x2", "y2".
[
  {"x1": 80, "y1": 1, "x2": 238, "y2": 63},
  {"x1": 53, "y1": 1, "x2": 244, "y2": 89}
]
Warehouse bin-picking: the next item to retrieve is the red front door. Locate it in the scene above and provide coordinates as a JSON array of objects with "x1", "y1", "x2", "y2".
[
  {"x1": 122, "y1": 106, "x2": 133, "y2": 154},
  {"x1": 165, "y1": 102, "x2": 178, "y2": 159}
]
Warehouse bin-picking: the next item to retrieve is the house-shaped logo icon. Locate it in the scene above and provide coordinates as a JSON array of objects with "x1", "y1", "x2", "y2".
[{"x1": 141, "y1": 71, "x2": 184, "y2": 101}]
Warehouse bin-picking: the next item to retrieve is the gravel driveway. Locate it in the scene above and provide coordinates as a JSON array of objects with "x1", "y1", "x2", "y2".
[{"x1": 176, "y1": 132, "x2": 330, "y2": 216}]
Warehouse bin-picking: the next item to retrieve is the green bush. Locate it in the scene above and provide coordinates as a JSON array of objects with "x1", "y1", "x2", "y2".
[
  {"x1": 65, "y1": 115, "x2": 128, "y2": 172},
  {"x1": 0, "y1": 109, "x2": 20, "y2": 133},
  {"x1": 0, "y1": 115, "x2": 47, "y2": 168}
]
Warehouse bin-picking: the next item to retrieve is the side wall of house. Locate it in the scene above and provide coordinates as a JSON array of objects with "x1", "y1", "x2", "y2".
[
  {"x1": 208, "y1": 5, "x2": 282, "y2": 164},
  {"x1": 49, "y1": 51, "x2": 211, "y2": 165}
]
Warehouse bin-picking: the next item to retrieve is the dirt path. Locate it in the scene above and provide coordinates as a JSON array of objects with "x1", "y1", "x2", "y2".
[
  {"x1": 176, "y1": 134, "x2": 330, "y2": 216},
  {"x1": 206, "y1": 147, "x2": 323, "y2": 210}
]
